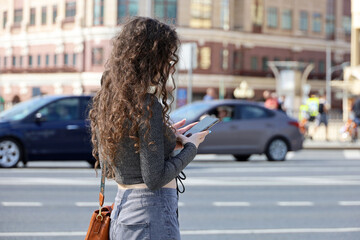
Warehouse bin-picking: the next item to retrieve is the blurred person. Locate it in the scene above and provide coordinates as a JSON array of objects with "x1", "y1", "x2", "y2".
[
  {"x1": 217, "y1": 106, "x2": 232, "y2": 122},
  {"x1": 278, "y1": 95, "x2": 287, "y2": 113},
  {"x1": 352, "y1": 96, "x2": 360, "y2": 126},
  {"x1": 306, "y1": 94, "x2": 319, "y2": 122},
  {"x1": 203, "y1": 87, "x2": 217, "y2": 101},
  {"x1": 264, "y1": 92, "x2": 279, "y2": 110},
  {"x1": 88, "y1": 17, "x2": 209, "y2": 240},
  {"x1": 57, "y1": 105, "x2": 73, "y2": 120},
  {"x1": 311, "y1": 95, "x2": 329, "y2": 141},
  {"x1": 261, "y1": 90, "x2": 270, "y2": 102}
]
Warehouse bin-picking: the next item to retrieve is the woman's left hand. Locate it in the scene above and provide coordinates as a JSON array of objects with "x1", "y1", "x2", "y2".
[{"x1": 172, "y1": 119, "x2": 198, "y2": 150}]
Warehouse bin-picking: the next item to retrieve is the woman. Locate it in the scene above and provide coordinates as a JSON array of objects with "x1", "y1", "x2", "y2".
[{"x1": 89, "y1": 17, "x2": 209, "y2": 240}]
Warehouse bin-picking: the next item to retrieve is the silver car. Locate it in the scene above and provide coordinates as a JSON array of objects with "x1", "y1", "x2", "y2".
[{"x1": 170, "y1": 100, "x2": 303, "y2": 161}]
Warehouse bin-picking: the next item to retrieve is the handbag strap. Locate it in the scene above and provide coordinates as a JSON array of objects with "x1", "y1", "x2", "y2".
[{"x1": 99, "y1": 160, "x2": 106, "y2": 208}]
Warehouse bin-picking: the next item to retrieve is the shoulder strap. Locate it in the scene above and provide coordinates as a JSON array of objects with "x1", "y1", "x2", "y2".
[{"x1": 99, "y1": 161, "x2": 106, "y2": 207}]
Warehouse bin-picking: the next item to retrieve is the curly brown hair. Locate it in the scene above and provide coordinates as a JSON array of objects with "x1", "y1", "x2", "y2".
[{"x1": 89, "y1": 17, "x2": 180, "y2": 175}]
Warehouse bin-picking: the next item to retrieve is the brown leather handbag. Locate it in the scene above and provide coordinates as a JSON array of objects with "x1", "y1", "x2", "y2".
[{"x1": 85, "y1": 164, "x2": 113, "y2": 240}]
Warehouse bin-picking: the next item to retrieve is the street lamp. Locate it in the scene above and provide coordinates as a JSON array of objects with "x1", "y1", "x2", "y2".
[{"x1": 233, "y1": 81, "x2": 255, "y2": 99}]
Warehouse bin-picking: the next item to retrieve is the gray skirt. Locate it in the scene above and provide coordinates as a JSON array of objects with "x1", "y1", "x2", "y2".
[{"x1": 109, "y1": 187, "x2": 180, "y2": 240}]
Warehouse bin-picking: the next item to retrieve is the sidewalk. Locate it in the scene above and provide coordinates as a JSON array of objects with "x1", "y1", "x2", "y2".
[
  {"x1": 303, "y1": 139, "x2": 360, "y2": 150},
  {"x1": 303, "y1": 120, "x2": 360, "y2": 150}
]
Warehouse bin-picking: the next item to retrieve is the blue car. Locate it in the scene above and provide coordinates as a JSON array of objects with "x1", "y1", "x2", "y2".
[{"x1": 0, "y1": 95, "x2": 94, "y2": 168}]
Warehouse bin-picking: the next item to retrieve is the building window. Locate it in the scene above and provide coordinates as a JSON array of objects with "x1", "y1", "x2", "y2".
[
  {"x1": 267, "y1": 7, "x2": 277, "y2": 28},
  {"x1": 221, "y1": 49, "x2": 228, "y2": 70},
  {"x1": 262, "y1": 57, "x2": 268, "y2": 71},
  {"x1": 154, "y1": 0, "x2": 177, "y2": 23},
  {"x1": 326, "y1": 0, "x2": 335, "y2": 39},
  {"x1": 233, "y1": 50, "x2": 242, "y2": 70},
  {"x1": 92, "y1": 48, "x2": 103, "y2": 65},
  {"x1": 54, "y1": 54, "x2": 57, "y2": 66},
  {"x1": 190, "y1": 0, "x2": 212, "y2": 28},
  {"x1": 312, "y1": 13, "x2": 322, "y2": 33},
  {"x1": 45, "y1": 54, "x2": 49, "y2": 66},
  {"x1": 93, "y1": 0, "x2": 104, "y2": 25},
  {"x1": 30, "y1": 8, "x2": 36, "y2": 26},
  {"x1": 12, "y1": 56, "x2": 16, "y2": 67},
  {"x1": 199, "y1": 47, "x2": 211, "y2": 69},
  {"x1": 343, "y1": 16, "x2": 351, "y2": 36},
  {"x1": 65, "y1": 2, "x2": 76, "y2": 20},
  {"x1": 20, "y1": 56, "x2": 23, "y2": 67},
  {"x1": 4, "y1": 57, "x2": 7, "y2": 68},
  {"x1": 37, "y1": 55, "x2": 41, "y2": 66},
  {"x1": 299, "y1": 11, "x2": 308, "y2": 31},
  {"x1": 3, "y1": 11, "x2": 7, "y2": 29},
  {"x1": 53, "y1": 5, "x2": 57, "y2": 23},
  {"x1": 251, "y1": 56, "x2": 258, "y2": 70},
  {"x1": 14, "y1": 9, "x2": 23, "y2": 26},
  {"x1": 281, "y1": 9, "x2": 292, "y2": 30},
  {"x1": 220, "y1": 0, "x2": 229, "y2": 30},
  {"x1": 117, "y1": 0, "x2": 138, "y2": 24},
  {"x1": 64, "y1": 53, "x2": 69, "y2": 65},
  {"x1": 28, "y1": 55, "x2": 33, "y2": 67},
  {"x1": 319, "y1": 60, "x2": 325, "y2": 73},
  {"x1": 42, "y1": 6, "x2": 47, "y2": 25},
  {"x1": 73, "y1": 53, "x2": 77, "y2": 66}
]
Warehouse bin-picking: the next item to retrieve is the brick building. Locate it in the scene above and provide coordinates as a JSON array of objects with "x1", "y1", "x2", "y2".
[{"x1": 0, "y1": 0, "x2": 352, "y2": 110}]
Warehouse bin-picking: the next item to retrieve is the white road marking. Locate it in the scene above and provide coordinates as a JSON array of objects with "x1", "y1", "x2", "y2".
[
  {"x1": 2, "y1": 202, "x2": 43, "y2": 207},
  {"x1": 277, "y1": 201, "x2": 314, "y2": 206},
  {"x1": 2, "y1": 175, "x2": 360, "y2": 186},
  {"x1": 181, "y1": 227, "x2": 360, "y2": 235},
  {"x1": 1, "y1": 227, "x2": 360, "y2": 237},
  {"x1": 286, "y1": 152, "x2": 295, "y2": 159},
  {"x1": 75, "y1": 202, "x2": 113, "y2": 207},
  {"x1": 178, "y1": 202, "x2": 185, "y2": 207},
  {"x1": 339, "y1": 201, "x2": 360, "y2": 206},
  {"x1": 213, "y1": 202, "x2": 251, "y2": 207},
  {"x1": 343, "y1": 150, "x2": 360, "y2": 159}
]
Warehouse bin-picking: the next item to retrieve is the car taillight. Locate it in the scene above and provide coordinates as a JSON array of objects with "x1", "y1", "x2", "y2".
[{"x1": 289, "y1": 121, "x2": 300, "y2": 128}]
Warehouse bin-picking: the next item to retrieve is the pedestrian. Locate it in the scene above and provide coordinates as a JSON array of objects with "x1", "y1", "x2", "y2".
[
  {"x1": 88, "y1": 17, "x2": 209, "y2": 240},
  {"x1": 306, "y1": 94, "x2": 319, "y2": 122},
  {"x1": 264, "y1": 92, "x2": 279, "y2": 110},
  {"x1": 352, "y1": 96, "x2": 360, "y2": 126},
  {"x1": 203, "y1": 87, "x2": 217, "y2": 101},
  {"x1": 311, "y1": 95, "x2": 329, "y2": 141}
]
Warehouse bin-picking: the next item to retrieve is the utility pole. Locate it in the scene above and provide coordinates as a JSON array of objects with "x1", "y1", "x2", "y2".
[{"x1": 325, "y1": 46, "x2": 332, "y2": 108}]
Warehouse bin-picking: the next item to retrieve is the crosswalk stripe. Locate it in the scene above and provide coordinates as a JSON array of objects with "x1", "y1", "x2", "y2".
[
  {"x1": 339, "y1": 201, "x2": 360, "y2": 206},
  {"x1": 343, "y1": 150, "x2": 360, "y2": 159},
  {"x1": 277, "y1": 201, "x2": 314, "y2": 206},
  {"x1": 75, "y1": 202, "x2": 113, "y2": 207},
  {"x1": 213, "y1": 202, "x2": 251, "y2": 207},
  {"x1": 2, "y1": 202, "x2": 43, "y2": 207}
]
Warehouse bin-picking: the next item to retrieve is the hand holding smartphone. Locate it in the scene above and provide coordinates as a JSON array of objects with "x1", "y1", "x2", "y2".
[{"x1": 183, "y1": 116, "x2": 219, "y2": 137}]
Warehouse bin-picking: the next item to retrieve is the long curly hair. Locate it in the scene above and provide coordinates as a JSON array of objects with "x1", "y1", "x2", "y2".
[{"x1": 88, "y1": 17, "x2": 180, "y2": 176}]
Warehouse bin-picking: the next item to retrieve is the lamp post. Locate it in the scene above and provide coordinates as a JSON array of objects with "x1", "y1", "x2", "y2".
[{"x1": 233, "y1": 81, "x2": 255, "y2": 99}]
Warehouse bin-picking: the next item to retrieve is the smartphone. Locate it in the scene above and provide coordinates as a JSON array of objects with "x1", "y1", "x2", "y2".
[{"x1": 183, "y1": 116, "x2": 219, "y2": 137}]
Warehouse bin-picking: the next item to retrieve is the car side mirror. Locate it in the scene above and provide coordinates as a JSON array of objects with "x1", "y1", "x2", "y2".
[{"x1": 35, "y1": 112, "x2": 45, "y2": 122}]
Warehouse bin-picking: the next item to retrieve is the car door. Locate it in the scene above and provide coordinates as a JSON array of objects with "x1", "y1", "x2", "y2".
[
  {"x1": 235, "y1": 104, "x2": 275, "y2": 153},
  {"x1": 24, "y1": 97, "x2": 85, "y2": 160}
]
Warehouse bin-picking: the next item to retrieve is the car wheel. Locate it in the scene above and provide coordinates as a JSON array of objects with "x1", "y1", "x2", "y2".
[
  {"x1": 266, "y1": 138, "x2": 288, "y2": 161},
  {"x1": 0, "y1": 139, "x2": 22, "y2": 168},
  {"x1": 233, "y1": 154, "x2": 251, "y2": 161}
]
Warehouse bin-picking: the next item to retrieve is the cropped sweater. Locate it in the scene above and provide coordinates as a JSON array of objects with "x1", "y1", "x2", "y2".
[{"x1": 99, "y1": 94, "x2": 197, "y2": 190}]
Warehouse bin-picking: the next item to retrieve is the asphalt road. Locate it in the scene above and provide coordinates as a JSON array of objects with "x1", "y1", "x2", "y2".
[{"x1": 0, "y1": 149, "x2": 359, "y2": 240}]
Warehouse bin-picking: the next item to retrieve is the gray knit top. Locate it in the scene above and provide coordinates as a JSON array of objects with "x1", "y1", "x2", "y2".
[{"x1": 100, "y1": 94, "x2": 197, "y2": 190}]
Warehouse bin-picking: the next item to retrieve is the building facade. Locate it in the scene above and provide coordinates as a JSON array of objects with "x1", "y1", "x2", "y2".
[{"x1": 0, "y1": 0, "x2": 351, "y2": 110}]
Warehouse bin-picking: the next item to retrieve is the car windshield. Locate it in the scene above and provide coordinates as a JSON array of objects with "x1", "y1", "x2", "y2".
[
  {"x1": 170, "y1": 102, "x2": 211, "y2": 122},
  {"x1": 0, "y1": 97, "x2": 53, "y2": 121}
]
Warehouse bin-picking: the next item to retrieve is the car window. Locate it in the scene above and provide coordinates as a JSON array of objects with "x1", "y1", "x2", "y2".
[
  {"x1": 240, "y1": 105, "x2": 270, "y2": 120},
  {"x1": 170, "y1": 102, "x2": 211, "y2": 122},
  {"x1": 203, "y1": 105, "x2": 235, "y2": 122},
  {"x1": 38, "y1": 98, "x2": 80, "y2": 122},
  {"x1": 0, "y1": 97, "x2": 52, "y2": 121},
  {"x1": 80, "y1": 97, "x2": 93, "y2": 120}
]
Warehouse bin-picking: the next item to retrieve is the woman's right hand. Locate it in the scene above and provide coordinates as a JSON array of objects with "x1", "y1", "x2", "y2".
[{"x1": 177, "y1": 130, "x2": 210, "y2": 149}]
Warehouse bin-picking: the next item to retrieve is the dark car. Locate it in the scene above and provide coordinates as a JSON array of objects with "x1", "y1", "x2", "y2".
[
  {"x1": 170, "y1": 100, "x2": 303, "y2": 161},
  {"x1": 0, "y1": 95, "x2": 93, "y2": 168}
]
